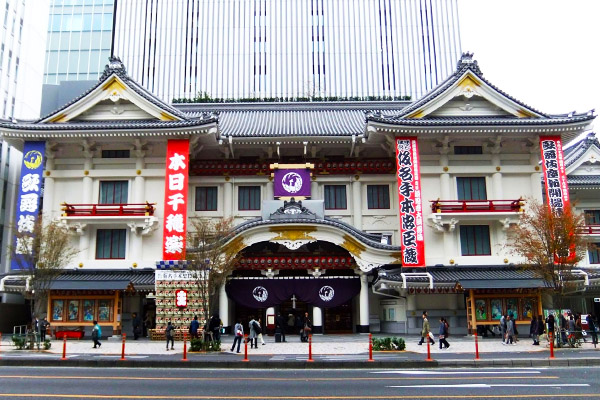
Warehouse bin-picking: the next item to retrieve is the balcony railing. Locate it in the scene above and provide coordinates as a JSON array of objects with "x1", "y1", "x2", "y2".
[
  {"x1": 61, "y1": 202, "x2": 156, "y2": 217},
  {"x1": 578, "y1": 225, "x2": 600, "y2": 235},
  {"x1": 430, "y1": 199, "x2": 524, "y2": 213}
]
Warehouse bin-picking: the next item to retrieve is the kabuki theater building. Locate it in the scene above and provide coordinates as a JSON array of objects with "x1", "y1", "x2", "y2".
[{"x1": 0, "y1": 54, "x2": 597, "y2": 336}]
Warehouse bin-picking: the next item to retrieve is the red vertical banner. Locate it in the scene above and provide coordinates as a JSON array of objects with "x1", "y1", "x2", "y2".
[
  {"x1": 539, "y1": 136, "x2": 570, "y2": 212},
  {"x1": 162, "y1": 139, "x2": 190, "y2": 260},
  {"x1": 395, "y1": 137, "x2": 426, "y2": 267}
]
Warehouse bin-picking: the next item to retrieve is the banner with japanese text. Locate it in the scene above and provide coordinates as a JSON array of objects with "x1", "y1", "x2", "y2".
[
  {"x1": 162, "y1": 139, "x2": 190, "y2": 260},
  {"x1": 12, "y1": 141, "x2": 45, "y2": 270},
  {"x1": 540, "y1": 136, "x2": 570, "y2": 212},
  {"x1": 395, "y1": 137, "x2": 426, "y2": 267}
]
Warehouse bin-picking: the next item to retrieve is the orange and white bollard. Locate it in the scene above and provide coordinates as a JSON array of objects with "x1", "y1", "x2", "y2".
[
  {"x1": 61, "y1": 334, "x2": 67, "y2": 360},
  {"x1": 242, "y1": 334, "x2": 249, "y2": 362},
  {"x1": 120, "y1": 333, "x2": 126, "y2": 361},
  {"x1": 549, "y1": 331, "x2": 555, "y2": 359},
  {"x1": 182, "y1": 333, "x2": 188, "y2": 362},
  {"x1": 426, "y1": 337, "x2": 433, "y2": 361},
  {"x1": 367, "y1": 333, "x2": 374, "y2": 362},
  {"x1": 474, "y1": 332, "x2": 480, "y2": 360}
]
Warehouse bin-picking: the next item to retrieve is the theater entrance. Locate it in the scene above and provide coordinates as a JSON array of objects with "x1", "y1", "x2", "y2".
[{"x1": 324, "y1": 300, "x2": 353, "y2": 333}]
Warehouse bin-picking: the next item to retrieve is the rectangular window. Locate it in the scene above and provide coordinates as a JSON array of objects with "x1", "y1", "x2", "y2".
[
  {"x1": 238, "y1": 186, "x2": 260, "y2": 210},
  {"x1": 460, "y1": 225, "x2": 491, "y2": 256},
  {"x1": 101, "y1": 149, "x2": 130, "y2": 158},
  {"x1": 585, "y1": 210, "x2": 600, "y2": 225},
  {"x1": 457, "y1": 177, "x2": 487, "y2": 200},
  {"x1": 590, "y1": 244, "x2": 600, "y2": 264},
  {"x1": 195, "y1": 187, "x2": 218, "y2": 211},
  {"x1": 454, "y1": 145, "x2": 483, "y2": 155},
  {"x1": 324, "y1": 185, "x2": 347, "y2": 209},
  {"x1": 99, "y1": 181, "x2": 128, "y2": 204},
  {"x1": 96, "y1": 229, "x2": 126, "y2": 259},
  {"x1": 367, "y1": 185, "x2": 390, "y2": 209}
]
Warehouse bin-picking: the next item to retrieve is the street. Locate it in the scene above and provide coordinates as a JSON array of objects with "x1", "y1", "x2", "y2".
[{"x1": 0, "y1": 366, "x2": 597, "y2": 399}]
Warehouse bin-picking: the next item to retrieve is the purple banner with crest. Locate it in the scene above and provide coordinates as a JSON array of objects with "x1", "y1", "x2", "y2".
[{"x1": 274, "y1": 169, "x2": 311, "y2": 197}]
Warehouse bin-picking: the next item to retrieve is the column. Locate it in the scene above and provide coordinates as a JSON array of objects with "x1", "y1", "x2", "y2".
[
  {"x1": 440, "y1": 154, "x2": 450, "y2": 199},
  {"x1": 223, "y1": 180, "x2": 233, "y2": 218},
  {"x1": 311, "y1": 179, "x2": 318, "y2": 199},
  {"x1": 406, "y1": 294, "x2": 417, "y2": 334},
  {"x1": 134, "y1": 157, "x2": 145, "y2": 203},
  {"x1": 265, "y1": 179, "x2": 274, "y2": 200},
  {"x1": 530, "y1": 152, "x2": 543, "y2": 201},
  {"x1": 312, "y1": 307, "x2": 323, "y2": 334},
  {"x1": 352, "y1": 180, "x2": 362, "y2": 229},
  {"x1": 43, "y1": 149, "x2": 55, "y2": 217},
  {"x1": 358, "y1": 273, "x2": 369, "y2": 333},
  {"x1": 219, "y1": 282, "x2": 230, "y2": 333},
  {"x1": 81, "y1": 156, "x2": 93, "y2": 256},
  {"x1": 492, "y1": 154, "x2": 503, "y2": 199}
]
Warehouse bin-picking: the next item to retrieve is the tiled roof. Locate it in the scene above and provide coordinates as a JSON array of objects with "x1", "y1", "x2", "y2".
[
  {"x1": 567, "y1": 175, "x2": 600, "y2": 187},
  {"x1": 564, "y1": 132, "x2": 600, "y2": 167},
  {"x1": 54, "y1": 270, "x2": 155, "y2": 290}
]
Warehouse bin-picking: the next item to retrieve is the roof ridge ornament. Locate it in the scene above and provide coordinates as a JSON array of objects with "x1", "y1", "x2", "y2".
[
  {"x1": 100, "y1": 56, "x2": 128, "y2": 80},
  {"x1": 456, "y1": 52, "x2": 482, "y2": 75}
]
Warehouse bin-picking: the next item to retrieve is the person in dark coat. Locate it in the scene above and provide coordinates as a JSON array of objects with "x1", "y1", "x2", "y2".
[
  {"x1": 276, "y1": 312, "x2": 287, "y2": 342},
  {"x1": 535, "y1": 315, "x2": 545, "y2": 345},
  {"x1": 301, "y1": 312, "x2": 312, "y2": 342},
  {"x1": 208, "y1": 314, "x2": 222, "y2": 341},
  {"x1": 587, "y1": 314, "x2": 598, "y2": 345},
  {"x1": 189, "y1": 315, "x2": 200, "y2": 339},
  {"x1": 39, "y1": 317, "x2": 50, "y2": 342},
  {"x1": 165, "y1": 321, "x2": 175, "y2": 350},
  {"x1": 438, "y1": 317, "x2": 450, "y2": 349},
  {"x1": 132, "y1": 312, "x2": 142, "y2": 340},
  {"x1": 529, "y1": 315, "x2": 538, "y2": 345}
]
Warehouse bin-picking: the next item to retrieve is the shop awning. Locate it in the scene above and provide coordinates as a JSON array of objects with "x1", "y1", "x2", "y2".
[{"x1": 49, "y1": 280, "x2": 131, "y2": 290}]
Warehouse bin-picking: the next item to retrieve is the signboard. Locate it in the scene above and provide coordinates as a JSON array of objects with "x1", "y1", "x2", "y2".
[
  {"x1": 175, "y1": 289, "x2": 188, "y2": 307},
  {"x1": 394, "y1": 137, "x2": 426, "y2": 267},
  {"x1": 273, "y1": 168, "x2": 311, "y2": 198},
  {"x1": 155, "y1": 270, "x2": 207, "y2": 281},
  {"x1": 12, "y1": 141, "x2": 45, "y2": 270},
  {"x1": 539, "y1": 136, "x2": 569, "y2": 212},
  {"x1": 162, "y1": 139, "x2": 190, "y2": 260}
]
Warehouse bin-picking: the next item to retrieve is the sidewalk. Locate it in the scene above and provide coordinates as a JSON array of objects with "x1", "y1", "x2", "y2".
[{"x1": 1, "y1": 333, "x2": 598, "y2": 369}]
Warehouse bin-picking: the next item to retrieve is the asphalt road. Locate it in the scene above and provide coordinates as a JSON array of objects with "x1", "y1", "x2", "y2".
[{"x1": 0, "y1": 366, "x2": 597, "y2": 399}]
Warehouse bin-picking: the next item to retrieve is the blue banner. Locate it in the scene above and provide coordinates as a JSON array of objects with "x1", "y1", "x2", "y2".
[{"x1": 11, "y1": 141, "x2": 45, "y2": 270}]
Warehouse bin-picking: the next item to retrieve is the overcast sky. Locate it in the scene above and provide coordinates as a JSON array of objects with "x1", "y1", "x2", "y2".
[{"x1": 458, "y1": 0, "x2": 599, "y2": 140}]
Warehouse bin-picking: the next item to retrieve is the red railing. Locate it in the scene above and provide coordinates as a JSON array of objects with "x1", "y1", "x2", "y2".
[
  {"x1": 578, "y1": 225, "x2": 600, "y2": 235},
  {"x1": 430, "y1": 199, "x2": 524, "y2": 213},
  {"x1": 61, "y1": 202, "x2": 156, "y2": 217}
]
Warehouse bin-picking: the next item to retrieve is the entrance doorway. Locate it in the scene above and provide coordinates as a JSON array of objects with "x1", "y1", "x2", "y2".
[
  {"x1": 324, "y1": 300, "x2": 353, "y2": 333},
  {"x1": 278, "y1": 299, "x2": 309, "y2": 335}
]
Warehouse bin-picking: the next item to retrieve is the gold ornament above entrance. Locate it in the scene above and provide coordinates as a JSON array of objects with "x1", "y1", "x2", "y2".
[
  {"x1": 340, "y1": 235, "x2": 366, "y2": 258},
  {"x1": 269, "y1": 226, "x2": 317, "y2": 250}
]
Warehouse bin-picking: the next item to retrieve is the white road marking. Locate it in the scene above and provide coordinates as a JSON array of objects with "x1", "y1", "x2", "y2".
[
  {"x1": 387, "y1": 384, "x2": 590, "y2": 388},
  {"x1": 373, "y1": 370, "x2": 541, "y2": 375}
]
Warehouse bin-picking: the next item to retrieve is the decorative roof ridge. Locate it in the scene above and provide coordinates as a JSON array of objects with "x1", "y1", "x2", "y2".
[
  {"x1": 565, "y1": 132, "x2": 600, "y2": 168},
  {"x1": 176, "y1": 100, "x2": 412, "y2": 113}
]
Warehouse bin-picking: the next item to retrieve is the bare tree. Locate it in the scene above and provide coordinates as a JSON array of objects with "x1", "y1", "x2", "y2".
[
  {"x1": 506, "y1": 199, "x2": 588, "y2": 299},
  {"x1": 185, "y1": 217, "x2": 240, "y2": 330},
  {"x1": 11, "y1": 217, "x2": 79, "y2": 319}
]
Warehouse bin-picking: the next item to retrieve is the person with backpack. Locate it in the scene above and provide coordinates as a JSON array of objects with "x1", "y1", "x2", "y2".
[
  {"x1": 248, "y1": 316, "x2": 258, "y2": 348},
  {"x1": 165, "y1": 321, "x2": 175, "y2": 350},
  {"x1": 230, "y1": 319, "x2": 243, "y2": 353},
  {"x1": 438, "y1": 317, "x2": 450, "y2": 349},
  {"x1": 92, "y1": 320, "x2": 102, "y2": 348}
]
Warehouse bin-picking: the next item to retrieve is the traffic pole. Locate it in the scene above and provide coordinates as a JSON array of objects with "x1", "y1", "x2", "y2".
[
  {"x1": 182, "y1": 333, "x2": 188, "y2": 362},
  {"x1": 307, "y1": 334, "x2": 314, "y2": 362},
  {"x1": 61, "y1": 334, "x2": 67, "y2": 360},
  {"x1": 549, "y1": 331, "x2": 555, "y2": 359},
  {"x1": 0, "y1": 332, "x2": 2, "y2": 359},
  {"x1": 426, "y1": 337, "x2": 433, "y2": 361},
  {"x1": 474, "y1": 332, "x2": 480, "y2": 360},
  {"x1": 242, "y1": 334, "x2": 249, "y2": 362},
  {"x1": 120, "y1": 333, "x2": 126, "y2": 361},
  {"x1": 367, "y1": 333, "x2": 374, "y2": 362}
]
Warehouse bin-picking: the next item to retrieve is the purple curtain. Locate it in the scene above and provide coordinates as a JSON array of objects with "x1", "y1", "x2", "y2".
[{"x1": 225, "y1": 278, "x2": 360, "y2": 309}]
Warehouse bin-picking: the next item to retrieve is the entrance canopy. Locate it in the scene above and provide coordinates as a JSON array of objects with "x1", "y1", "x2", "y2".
[{"x1": 226, "y1": 277, "x2": 359, "y2": 308}]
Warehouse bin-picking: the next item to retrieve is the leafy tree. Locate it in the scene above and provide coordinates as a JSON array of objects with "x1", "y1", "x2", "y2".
[
  {"x1": 11, "y1": 217, "x2": 79, "y2": 320},
  {"x1": 185, "y1": 217, "x2": 241, "y2": 329},
  {"x1": 506, "y1": 199, "x2": 588, "y2": 298}
]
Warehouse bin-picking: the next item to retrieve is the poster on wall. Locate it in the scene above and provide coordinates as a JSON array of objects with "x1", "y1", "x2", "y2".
[
  {"x1": 162, "y1": 140, "x2": 190, "y2": 260},
  {"x1": 539, "y1": 136, "x2": 569, "y2": 212},
  {"x1": 394, "y1": 137, "x2": 426, "y2": 267},
  {"x1": 11, "y1": 141, "x2": 45, "y2": 270}
]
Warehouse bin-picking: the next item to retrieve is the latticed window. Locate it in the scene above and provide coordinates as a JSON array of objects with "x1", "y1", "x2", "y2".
[
  {"x1": 585, "y1": 210, "x2": 600, "y2": 224},
  {"x1": 589, "y1": 244, "x2": 600, "y2": 264},
  {"x1": 238, "y1": 186, "x2": 261, "y2": 210},
  {"x1": 460, "y1": 225, "x2": 491, "y2": 256},
  {"x1": 96, "y1": 229, "x2": 126, "y2": 259},
  {"x1": 367, "y1": 185, "x2": 390, "y2": 209},
  {"x1": 457, "y1": 177, "x2": 487, "y2": 200},
  {"x1": 324, "y1": 185, "x2": 347, "y2": 209},
  {"x1": 195, "y1": 187, "x2": 218, "y2": 211},
  {"x1": 99, "y1": 181, "x2": 128, "y2": 204}
]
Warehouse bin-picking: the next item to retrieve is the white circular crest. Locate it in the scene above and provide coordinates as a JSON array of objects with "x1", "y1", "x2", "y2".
[
  {"x1": 281, "y1": 172, "x2": 303, "y2": 194},
  {"x1": 318, "y1": 286, "x2": 335, "y2": 302},
  {"x1": 252, "y1": 286, "x2": 268, "y2": 302}
]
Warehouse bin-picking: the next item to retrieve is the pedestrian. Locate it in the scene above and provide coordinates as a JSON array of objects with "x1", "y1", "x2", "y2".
[
  {"x1": 230, "y1": 319, "x2": 243, "y2": 353},
  {"x1": 248, "y1": 316, "x2": 258, "y2": 348},
  {"x1": 132, "y1": 312, "x2": 142, "y2": 340},
  {"x1": 165, "y1": 321, "x2": 175, "y2": 350},
  {"x1": 288, "y1": 313, "x2": 295, "y2": 334},
  {"x1": 418, "y1": 311, "x2": 435, "y2": 345},
  {"x1": 276, "y1": 312, "x2": 287, "y2": 342},
  {"x1": 92, "y1": 320, "x2": 102, "y2": 348},
  {"x1": 505, "y1": 315, "x2": 516, "y2": 345},
  {"x1": 586, "y1": 314, "x2": 598, "y2": 345},
  {"x1": 535, "y1": 315, "x2": 545, "y2": 345},
  {"x1": 500, "y1": 314, "x2": 507, "y2": 343},
  {"x1": 189, "y1": 315, "x2": 200, "y2": 339},
  {"x1": 257, "y1": 318, "x2": 266, "y2": 346},
  {"x1": 301, "y1": 312, "x2": 312, "y2": 342},
  {"x1": 546, "y1": 313, "x2": 556, "y2": 343},
  {"x1": 208, "y1": 314, "x2": 222, "y2": 342},
  {"x1": 144, "y1": 313, "x2": 153, "y2": 338},
  {"x1": 529, "y1": 315, "x2": 538, "y2": 345},
  {"x1": 438, "y1": 317, "x2": 450, "y2": 349},
  {"x1": 39, "y1": 317, "x2": 50, "y2": 342},
  {"x1": 559, "y1": 313, "x2": 568, "y2": 345}
]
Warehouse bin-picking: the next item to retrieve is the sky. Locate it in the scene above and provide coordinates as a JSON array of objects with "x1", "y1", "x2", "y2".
[{"x1": 458, "y1": 0, "x2": 599, "y2": 141}]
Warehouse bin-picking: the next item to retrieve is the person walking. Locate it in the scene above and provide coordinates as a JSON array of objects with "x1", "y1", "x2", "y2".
[
  {"x1": 92, "y1": 320, "x2": 102, "y2": 348},
  {"x1": 230, "y1": 319, "x2": 243, "y2": 353},
  {"x1": 39, "y1": 317, "x2": 50, "y2": 342},
  {"x1": 505, "y1": 315, "x2": 516, "y2": 345},
  {"x1": 500, "y1": 314, "x2": 507, "y2": 343},
  {"x1": 165, "y1": 321, "x2": 175, "y2": 350},
  {"x1": 559, "y1": 313, "x2": 568, "y2": 345},
  {"x1": 438, "y1": 317, "x2": 450, "y2": 349},
  {"x1": 248, "y1": 316, "x2": 258, "y2": 348},
  {"x1": 257, "y1": 318, "x2": 266, "y2": 346},
  {"x1": 418, "y1": 311, "x2": 435, "y2": 345},
  {"x1": 534, "y1": 315, "x2": 545, "y2": 345},
  {"x1": 276, "y1": 312, "x2": 287, "y2": 342},
  {"x1": 529, "y1": 315, "x2": 538, "y2": 345},
  {"x1": 208, "y1": 314, "x2": 222, "y2": 342},
  {"x1": 301, "y1": 312, "x2": 312, "y2": 342},
  {"x1": 132, "y1": 312, "x2": 142, "y2": 340},
  {"x1": 189, "y1": 315, "x2": 200, "y2": 339},
  {"x1": 586, "y1": 314, "x2": 598, "y2": 345},
  {"x1": 546, "y1": 313, "x2": 556, "y2": 345}
]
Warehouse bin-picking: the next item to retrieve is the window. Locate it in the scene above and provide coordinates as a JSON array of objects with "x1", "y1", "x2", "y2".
[
  {"x1": 101, "y1": 149, "x2": 130, "y2": 158},
  {"x1": 99, "y1": 181, "x2": 128, "y2": 204},
  {"x1": 460, "y1": 225, "x2": 491, "y2": 256},
  {"x1": 96, "y1": 229, "x2": 126, "y2": 259},
  {"x1": 238, "y1": 186, "x2": 260, "y2": 210},
  {"x1": 324, "y1": 185, "x2": 347, "y2": 209},
  {"x1": 195, "y1": 187, "x2": 218, "y2": 211},
  {"x1": 457, "y1": 177, "x2": 487, "y2": 200},
  {"x1": 590, "y1": 244, "x2": 600, "y2": 264},
  {"x1": 367, "y1": 185, "x2": 390, "y2": 209},
  {"x1": 454, "y1": 146, "x2": 483, "y2": 155},
  {"x1": 585, "y1": 210, "x2": 600, "y2": 225},
  {"x1": 371, "y1": 232, "x2": 392, "y2": 245}
]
